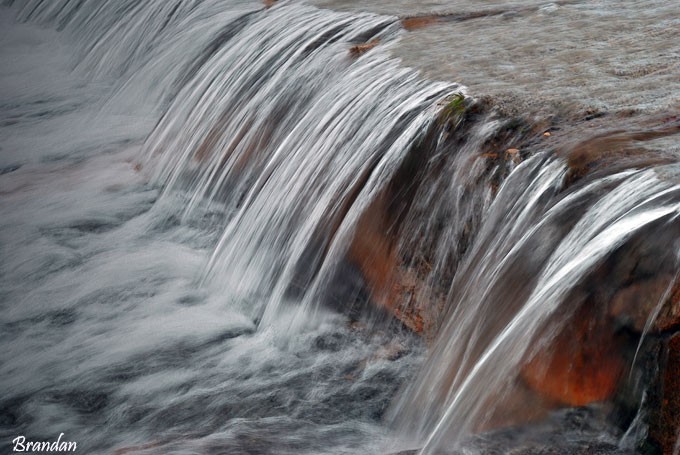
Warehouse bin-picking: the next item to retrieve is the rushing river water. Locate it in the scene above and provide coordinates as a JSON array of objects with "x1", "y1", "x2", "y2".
[
  {"x1": 0, "y1": 3, "x2": 430, "y2": 453},
  {"x1": 1, "y1": 1, "x2": 678, "y2": 454}
]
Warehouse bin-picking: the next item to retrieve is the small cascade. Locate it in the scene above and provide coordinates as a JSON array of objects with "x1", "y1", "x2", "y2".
[
  {"x1": 389, "y1": 154, "x2": 680, "y2": 452},
  {"x1": 142, "y1": 3, "x2": 457, "y2": 325}
]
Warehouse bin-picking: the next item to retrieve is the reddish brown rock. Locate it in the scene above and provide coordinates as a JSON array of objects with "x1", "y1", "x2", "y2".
[
  {"x1": 401, "y1": 16, "x2": 441, "y2": 31},
  {"x1": 349, "y1": 39, "x2": 380, "y2": 57},
  {"x1": 389, "y1": 268, "x2": 441, "y2": 335},
  {"x1": 347, "y1": 196, "x2": 398, "y2": 299},
  {"x1": 346, "y1": 196, "x2": 440, "y2": 334},
  {"x1": 521, "y1": 312, "x2": 626, "y2": 406}
]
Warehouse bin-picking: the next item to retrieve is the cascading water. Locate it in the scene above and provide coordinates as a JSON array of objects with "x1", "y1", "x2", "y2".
[
  {"x1": 1, "y1": 0, "x2": 679, "y2": 454},
  {"x1": 389, "y1": 156, "x2": 680, "y2": 452},
  {"x1": 142, "y1": 3, "x2": 455, "y2": 328}
]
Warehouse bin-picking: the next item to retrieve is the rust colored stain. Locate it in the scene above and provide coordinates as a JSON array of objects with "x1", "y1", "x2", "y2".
[
  {"x1": 349, "y1": 39, "x2": 380, "y2": 57},
  {"x1": 401, "y1": 16, "x2": 441, "y2": 31}
]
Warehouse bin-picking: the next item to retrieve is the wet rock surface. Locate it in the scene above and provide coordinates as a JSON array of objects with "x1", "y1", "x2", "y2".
[
  {"x1": 311, "y1": 0, "x2": 680, "y2": 118},
  {"x1": 394, "y1": 407, "x2": 636, "y2": 454},
  {"x1": 647, "y1": 333, "x2": 680, "y2": 454}
]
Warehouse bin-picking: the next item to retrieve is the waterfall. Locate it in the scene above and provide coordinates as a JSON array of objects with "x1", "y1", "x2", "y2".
[
  {"x1": 2, "y1": 0, "x2": 679, "y2": 453},
  {"x1": 141, "y1": 3, "x2": 456, "y2": 327},
  {"x1": 389, "y1": 156, "x2": 680, "y2": 452}
]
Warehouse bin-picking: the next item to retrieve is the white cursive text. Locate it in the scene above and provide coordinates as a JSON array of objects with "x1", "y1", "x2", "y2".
[{"x1": 12, "y1": 433, "x2": 77, "y2": 452}]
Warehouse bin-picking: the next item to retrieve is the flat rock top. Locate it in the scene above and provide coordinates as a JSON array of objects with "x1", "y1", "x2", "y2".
[
  {"x1": 308, "y1": 0, "x2": 526, "y2": 16},
  {"x1": 308, "y1": 0, "x2": 680, "y2": 117}
]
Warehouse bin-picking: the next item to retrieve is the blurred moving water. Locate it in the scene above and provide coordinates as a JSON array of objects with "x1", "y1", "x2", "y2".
[
  {"x1": 0, "y1": 2, "x2": 431, "y2": 453},
  {"x1": 0, "y1": 1, "x2": 678, "y2": 454}
]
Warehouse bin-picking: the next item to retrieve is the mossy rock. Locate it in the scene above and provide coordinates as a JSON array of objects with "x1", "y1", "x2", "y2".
[{"x1": 438, "y1": 92, "x2": 467, "y2": 129}]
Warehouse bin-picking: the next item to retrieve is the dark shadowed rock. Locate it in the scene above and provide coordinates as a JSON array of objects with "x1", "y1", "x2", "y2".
[{"x1": 649, "y1": 333, "x2": 680, "y2": 454}]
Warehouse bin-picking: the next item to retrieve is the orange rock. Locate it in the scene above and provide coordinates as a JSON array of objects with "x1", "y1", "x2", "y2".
[
  {"x1": 346, "y1": 196, "x2": 439, "y2": 334},
  {"x1": 401, "y1": 16, "x2": 441, "y2": 31},
  {"x1": 521, "y1": 313, "x2": 625, "y2": 406},
  {"x1": 347, "y1": 195, "x2": 398, "y2": 296},
  {"x1": 543, "y1": 132, "x2": 551, "y2": 137},
  {"x1": 349, "y1": 39, "x2": 380, "y2": 57}
]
